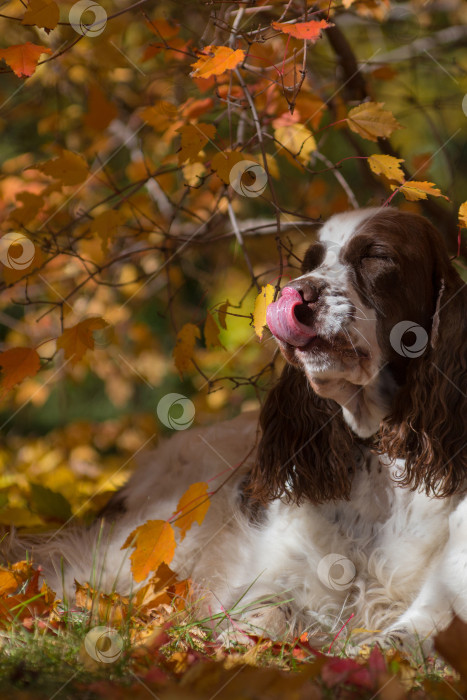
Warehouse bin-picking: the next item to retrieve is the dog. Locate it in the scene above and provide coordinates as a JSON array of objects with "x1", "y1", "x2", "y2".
[{"x1": 8, "y1": 207, "x2": 466, "y2": 650}]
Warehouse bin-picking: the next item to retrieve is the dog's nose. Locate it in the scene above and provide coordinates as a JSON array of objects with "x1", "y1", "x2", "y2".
[{"x1": 284, "y1": 280, "x2": 320, "y2": 304}]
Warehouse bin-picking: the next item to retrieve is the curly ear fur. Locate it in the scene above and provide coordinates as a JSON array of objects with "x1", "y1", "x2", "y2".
[
  {"x1": 379, "y1": 264, "x2": 467, "y2": 497},
  {"x1": 249, "y1": 364, "x2": 358, "y2": 504}
]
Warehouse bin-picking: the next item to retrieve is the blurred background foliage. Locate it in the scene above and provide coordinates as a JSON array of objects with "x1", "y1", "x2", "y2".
[{"x1": 0, "y1": 0, "x2": 465, "y2": 528}]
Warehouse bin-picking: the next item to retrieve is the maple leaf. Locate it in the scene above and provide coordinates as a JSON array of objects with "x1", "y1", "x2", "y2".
[
  {"x1": 368, "y1": 154, "x2": 405, "y2": 183},
  {"x1": 173, "y1": 323, "x2": 200, "y2": 375},
  {"x1": 458, "y1": 201, "x2": 467, "y2": 228},
  {"x1": 173, "y1": 482, "x2": 210, "y2": 541},
  {"x1": 0, "y1": 42, "x2": 52, "y2": 78},
  {"x1": 217, "y1": 300, "x2": 230, "y2": 330},
  {"x1": 83, "y1": 84, "x2": 118, "y2": 131},
  {"x1": 211, "y1": 151, "x2": 250, "y2": 184},
  {"x1": 21, "y1": 0, "x2": 59, "y2": 31},
  {"x1": 253, "y1": 284, "x2": 275, "y2": 339},
  {"x1": 190, "y1": 45, "x2": 245, "y2": 79},
  {"x1": 347, "y1": 102, "x2": 403, "y2": 142},
  {"x1": 272, "y1": 19, "x2": 333, "y2": 42},
  {"x1": 177, "y1": 123, "x2": 216, "y2": 164},
  {"x1": 204, "y1": 312, "x2": 223, "y2": 349},
  {"x1": 90, "y1": 210, "x2": 126, "y2": 252},
  {"x1": 0, "y1": 347, "x2": 41, "y2": 393},
  {"x1": 274, "y1": 123, "x2": 316, "y2": 165},
  {"x1": 56, "y1": 318, "x2": 109, "y2": 365},
  {"x1": 122, "y1": 519, "x2": 176, "y2": 583},
  {"x1": 391, "y1": 180, "x2": 449, "y2": 202},
  {"x1": 31, "y1": 150, "x2": 89, "y2": 186}
]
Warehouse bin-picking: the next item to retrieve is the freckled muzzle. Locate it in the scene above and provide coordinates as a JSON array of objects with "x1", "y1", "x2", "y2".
[{"x1": 266, "y1": 287, "x2": 317, "y2": 347}]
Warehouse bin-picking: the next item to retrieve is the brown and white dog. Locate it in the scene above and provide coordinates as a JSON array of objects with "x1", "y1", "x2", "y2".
[{"x1": 8, "y1": 207, "x2": 467, "y2": 650}]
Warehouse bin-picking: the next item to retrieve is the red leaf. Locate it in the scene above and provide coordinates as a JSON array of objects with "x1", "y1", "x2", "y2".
[{"x1": 0, "y1": 42, "x2": 52, "y2": 77}]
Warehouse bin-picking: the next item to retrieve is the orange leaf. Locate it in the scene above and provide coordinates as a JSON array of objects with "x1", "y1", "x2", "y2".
[
  {"x1": 56, "y1": 318, "x2": 109, "y2": 365},
  {"x1": 122, "y1": 520, "x2": 176, "y2": 583},
  {"x1": 173, "y1": 323, "x2": 200, "y2": 375},
  {"x1": 177, "y1": 123, "x2": 216, "y2": 164},
  {"x1": 83, "y1": 84, "x2": 118, "y2": 131},
  {"x1": 0, "y1": 42, "x2": 52, "y2": 78},
  {"x1": 217, "y1": 300, "x2": 230, "y2": 330},
  {"x1": 204, "y1": 312, "x2": 223, "y2": 349},
  {"x1": 174, "y1": 482, "x2": 210, "y2": 541},
  {"x1": 347, "y1": 102, "x2": 403, "y2": 142},
  {"x1": 30, "y1": 150, "x2": 89, "y2": 186},
  {"x1": 90, "y1": 210, "x2": 126, "y2": 252},
  {"x1": 0, "y1": 347, "x2": 41, "y2": 393},
  {"x1": 272, "y1": 19, "x2": 333, "y2": 42},
  {"x1": 190, "y1": 45, "x2": 245, "y2": 79},
  {"x1": 22, "y1": 0, "x2": 59, "y2": 31},
  {"x1": 391, "y1": 181, "x2": 449, "y2": 202}
]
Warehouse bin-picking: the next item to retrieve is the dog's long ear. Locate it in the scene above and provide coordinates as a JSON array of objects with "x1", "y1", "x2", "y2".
[
  {"x1": 249, "y1": 363, "x2": 357, "y2": 504},
  {"x1": 380, "y1": 264, "x2": 467, "y2": 497}
]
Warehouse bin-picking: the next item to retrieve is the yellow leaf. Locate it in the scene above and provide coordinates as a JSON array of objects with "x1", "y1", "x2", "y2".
[
  {"x1": 0, "y1": 347, "x2": 41, "y2": 393},
  {"x1": 204, "y1": 312, "x2": 223, "y2": 349},
  {"x1": 91, "y1": 210, "x2": 126, "y2": 252},
  {"x1": 173, "y1": 482, "x2": 210, "y2": 541},
  {"x1": 458, "y1": 201, "x2": 467, "y2": 228},
  {"x1": 253, "y1": 284, "x2": 275, "y2": 339},
  {"x1": 31, "y1": 150, "x2": 89, "y2": 186},
  {"x1": 368, "y1": 154, "x2": 405, "y2": 183},
  {"x1": 173, "y1": 323, "x2": 200, "y2": 375},
  {"x1": 190, "y1": 45, "x2": 245, "y2": 79},
  {"x1": 347, "y1": 102, "x2": 403, "y2": 142},
  {"x1": 122, "y1": 519, "x2": 176, "y2": 583},
  {"x1": 177, "y1": 123, "x2": 216, "y2": 165},
  {"x1": 0, "y1": 569, "x2": 20, "y2": 595},
  {"x1": 22, "y1": 0, "x2": 59, "y2": 30},
  {"x1": 182, "y1": 161, "x2": 205, "y2": 186},
  {"x1": 217, "y1": 300, "x2": 230, "y2": 330},
  {"x1": 211, "y1": 151, "x2": 250, "y2": 184},
  {"x1": 391, "y1": 181, "x2": 449, "y2": 202},
  {"x1": 274, "y1": 123, "x2": 316, "y2": 165},
  {"x1": 56, "y1": 318, "x2": 109, "y2": 365}
]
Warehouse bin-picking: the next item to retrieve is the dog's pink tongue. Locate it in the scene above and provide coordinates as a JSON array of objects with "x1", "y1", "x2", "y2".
[{"x1": 266, "y1": 287, "x2": 317, "y2": 347}]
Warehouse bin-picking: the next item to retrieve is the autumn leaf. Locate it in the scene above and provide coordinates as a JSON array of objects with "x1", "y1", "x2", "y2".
[
  {"x1": 204, "y1": 312, "x2": 223, "y2": 349},
  {"x1": 391, "y1": 180, "x2": 449, "y2": 202},
  {"x1": 22, "y1": 0, "x2": 59, "y2": 31},
  {"x1": 91, "y1": 210, "x2": 126, "y2": 251},
  {"x1": 177, "y1": 123, "x2": 216, "y2": 164},
  {"x1": 31, "y1": 150, "x2": 89, "y2": 186},
  {"x1": 173, "y1": 482, "x2": 210, "y2": 541},
  {"x1": 0, "y1": 42, "x2": 52, "y2": 78},
  {"x1": 56, "y1": 318, "x2": 109, "y2": 365},
  {"x1": 146, "y1": 17, "x2": 179, "y2": 39},
  {"x1": 173, "y1": 323, "x2": 200, "y2": 375},
  {"x1": 211, "y1": 151, "x2": 249, "y2": 184},
  {"x1": 253, "y1": 284, "x2": 275, "y2": 339},
  {"x1": 122, "y1": 519, "x2": 176, "y2": 583},
  {"x1": 83, "y1": 84, "x2": 118, "y2": 131},
  {"x1": 368, "y1": 154, "x2": 405, "y2": 183},
  {"x1": 30, "y1": 483, "x2": 73, "y2": 522},
  {"x1": 274, "y1": 123, "x2": 316, "y2": 165},
  {"x1": 272, "y1": 19, "x2": 333, "y2": 42},
  {"x1": 190, "y1": 45, "x2": 245, "y2": 79},
  {"x1": 10, "y1": 192, "x2": 44, "y2": 226},
  {"x1": 347, "y1": 102, "x2": 403, "y2": 142},
  {"x1": 0, "y1": 347, "x2": 41, "y2": 393},
  {"x1": 217, "y1": 300, "x2": 230, "y2": 330},
  {"x1": 458, "y1": 201, "x2": 467, "y2": 228}
]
